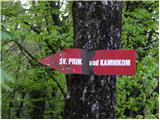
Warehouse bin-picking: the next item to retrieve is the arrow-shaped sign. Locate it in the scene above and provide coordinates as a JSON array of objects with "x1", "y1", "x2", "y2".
[{"x1": 39, "y1": 49, "x2": 136, "y2": 75}]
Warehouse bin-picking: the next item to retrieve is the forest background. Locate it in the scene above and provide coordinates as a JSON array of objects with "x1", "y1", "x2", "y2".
[{"x1": 1, "y1": 0, "x2": 159, "y2": 119}]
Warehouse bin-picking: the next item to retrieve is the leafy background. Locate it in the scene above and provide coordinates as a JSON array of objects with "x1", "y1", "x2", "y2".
[{"x1": 1, "y1": 1, "x2": 159, "y2": 119}]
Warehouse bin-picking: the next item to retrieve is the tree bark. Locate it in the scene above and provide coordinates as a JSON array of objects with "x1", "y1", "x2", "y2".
[{"x1": 64, "y1": 1, "x2": 122, "y2": 119}]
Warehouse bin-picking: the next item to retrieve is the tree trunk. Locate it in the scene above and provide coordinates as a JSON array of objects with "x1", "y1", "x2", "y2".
[{"x1": 64, "y1": 1, "x2": 122, "y2": 119}]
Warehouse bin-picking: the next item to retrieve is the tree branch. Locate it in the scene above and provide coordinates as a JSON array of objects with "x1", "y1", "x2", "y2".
[{"x1": 13, "y1": 40, "x2": 36, "y2": 61}]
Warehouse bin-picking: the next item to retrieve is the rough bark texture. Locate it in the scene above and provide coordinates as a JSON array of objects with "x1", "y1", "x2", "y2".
[{"x1": 64, "y1": 1, "x2": 122, "y2": 119}]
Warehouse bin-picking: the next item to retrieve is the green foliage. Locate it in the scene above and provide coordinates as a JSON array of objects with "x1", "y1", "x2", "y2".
[
  {"x1": 1, "y1": 1, "x2": 71, "y2": 119},
  {"x1": 116, "y1": 1, "x2": 159, "y2": 119},
  {"x1": 1, "y1": 68, "x2": 14, "y2": 91},
  {"x1": 1, "y1": 29, "x2": 16, "y2": 40},
  {"x1": 1, "y1": 27, "x2": 16, "y2": 91},
  {"x1": 1, "y1": 0, "x2": 158, "y2": 119},
  {"x1": 117, "y1": 56, "x2": 158, "y2": 118}
]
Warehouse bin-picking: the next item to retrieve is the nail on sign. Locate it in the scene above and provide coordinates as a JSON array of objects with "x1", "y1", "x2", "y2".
[{"x1": 39, "y1": 49, "x2": 136, "y2": 75}]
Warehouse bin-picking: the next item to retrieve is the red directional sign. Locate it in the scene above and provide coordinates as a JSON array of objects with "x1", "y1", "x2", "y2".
[{"x1": 39, "y1": 49, "x2": 136, "y2": 75}]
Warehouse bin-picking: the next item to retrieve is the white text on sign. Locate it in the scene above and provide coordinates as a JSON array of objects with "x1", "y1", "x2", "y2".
[{"x1": 59, "y1": 58, "x2": 131, "y2": 66}]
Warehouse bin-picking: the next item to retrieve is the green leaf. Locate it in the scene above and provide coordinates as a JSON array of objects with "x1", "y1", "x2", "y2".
[
  {"x1": 0, "y1": 67, "x2": 14, "y2": 91},
  {"x1": 136, "y1": 115, "x2": 143, "y2": 119},
  {"x1": 1, "y1": 29, "x2": 16, "y2": 40}
]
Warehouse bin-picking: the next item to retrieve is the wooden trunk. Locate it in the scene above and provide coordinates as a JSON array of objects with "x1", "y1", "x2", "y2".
[{"x1": 64, "y1": 1, "x2": 122, "y2": 119}]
